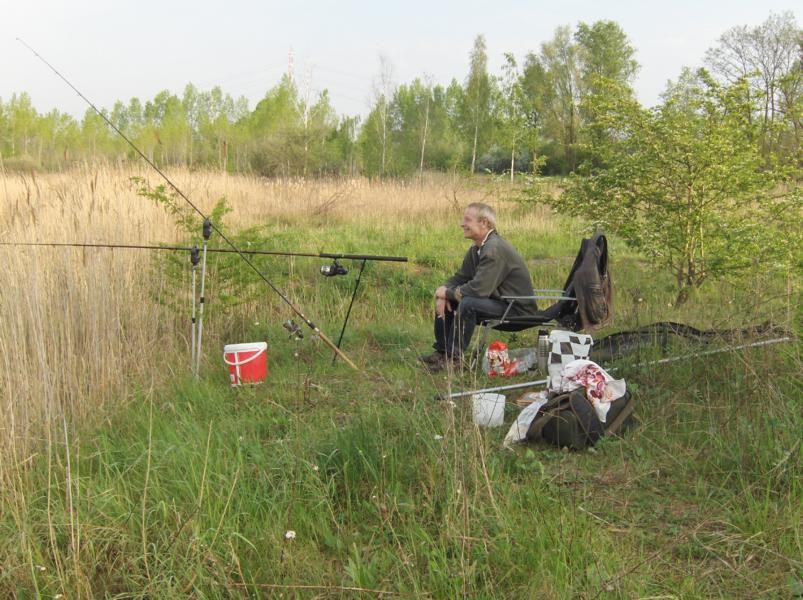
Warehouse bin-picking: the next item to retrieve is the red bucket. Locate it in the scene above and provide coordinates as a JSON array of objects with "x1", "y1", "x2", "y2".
[{"x1": 223, "y1": 342, "x2": 268, "y2": 386}]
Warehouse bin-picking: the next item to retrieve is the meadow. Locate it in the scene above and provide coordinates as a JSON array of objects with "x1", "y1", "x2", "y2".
[{"x1": 0, "y1": 165, "x2": 800, "y2": 598}]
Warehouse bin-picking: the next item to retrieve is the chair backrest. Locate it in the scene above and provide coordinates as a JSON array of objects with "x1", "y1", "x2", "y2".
[
  {"x1": 546, "y1": 232, "x2": 613, "y2": 332},
  {"x1": 484, "y1": 232, "x2": 613, "y2": 336}
]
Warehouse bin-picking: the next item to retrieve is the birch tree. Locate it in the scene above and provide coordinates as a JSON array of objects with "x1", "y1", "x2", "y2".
[
  {"x1": 463, "y1": 35, "x2": 491, "y2": 173},
  {"x1": 371, "y1": 55, "x2": 395, "y2": 176},
  {"x1": 704, "y1": 11, "x2": 802, "y2": 161},
  {"x1": 499, "y1": 53, "x2": 530, "y2": 180}
]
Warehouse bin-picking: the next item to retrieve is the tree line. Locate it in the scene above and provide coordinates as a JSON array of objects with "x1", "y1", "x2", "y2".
[{"x1": 0, "y1": 12, "x2": 800, "y2": 177}]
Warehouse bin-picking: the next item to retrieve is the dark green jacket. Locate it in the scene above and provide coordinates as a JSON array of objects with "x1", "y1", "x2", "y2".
[{"x1": 444, "y1": 231, "x2": 539, "y2": 316}]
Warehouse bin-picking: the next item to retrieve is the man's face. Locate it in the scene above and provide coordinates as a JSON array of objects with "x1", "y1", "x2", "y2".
[{"x1": 461, "y1": 208, "x2": 490, "y2": 245}]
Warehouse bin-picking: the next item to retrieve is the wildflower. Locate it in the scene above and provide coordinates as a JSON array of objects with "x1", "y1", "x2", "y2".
[
  {"x1": 284, "y1": 530, "x2": 296, "y2": 541},
  {"x1": 434, "y1": 434, "x2": 443, "y2": 440}
]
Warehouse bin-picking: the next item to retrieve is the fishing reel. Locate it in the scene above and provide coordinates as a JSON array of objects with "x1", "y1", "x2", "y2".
[
  {"x1": 320, "y1": 260, "x2": 348, "y2": 277},
  {"x1": 282, "y1": 319, "x2": 304, "y2": 340}
]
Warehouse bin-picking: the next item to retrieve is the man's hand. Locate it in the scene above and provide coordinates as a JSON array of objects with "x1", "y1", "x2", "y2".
[
  {"x1": 435, "y1": 286, "x2": 452, "y2": 318},
  {"x1": 435, "y1": 297, "x2": 448, "y2": 318}
]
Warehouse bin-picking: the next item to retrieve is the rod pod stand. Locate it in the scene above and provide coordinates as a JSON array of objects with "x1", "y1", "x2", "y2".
[
  {"x1": 332, "y1": 259, "x2": 367, "y2": 364},
  {"x1": 190, "y1": 246, "x2": 200, "y2": 374},
  {"x1": 194, "y1": 219, "x2": 212, "y2": 378}
]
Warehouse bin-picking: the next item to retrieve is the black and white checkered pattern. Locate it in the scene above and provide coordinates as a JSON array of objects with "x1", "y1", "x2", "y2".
[{"x1": 547, "y1": 330, "x2": 593, "y2": 390}]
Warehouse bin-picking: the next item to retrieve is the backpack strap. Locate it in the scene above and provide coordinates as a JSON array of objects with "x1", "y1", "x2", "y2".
[
  {"x1": 567, "y1": 390, "x2": 604, "y2": 444},
  {"x1": 602, "y1": 393, "x2": 635, "y2": 437},
  {"x1": 526, "y1": 393, "x2": 572, "y2": 441}
]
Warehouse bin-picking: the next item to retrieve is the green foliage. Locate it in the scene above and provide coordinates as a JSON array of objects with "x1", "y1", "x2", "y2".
[
  {"x1": 130, "y1": 176, "x2": 231, "y2": 237},
  {"x1": 574, "y1": 20, "x2": 639, "y2": 90},
  {"x1": 544, "y1": 73, "x2": 801, "y2": 303},
  {"x1": 359, "y1": 78, "x2": 465, "y2": 176},
  {"x1": 245, "y1": 76, "x2": 343, "y2": 177},
  {"x1": 131, "y1": 176, "x2": 194, "y2": 233}
]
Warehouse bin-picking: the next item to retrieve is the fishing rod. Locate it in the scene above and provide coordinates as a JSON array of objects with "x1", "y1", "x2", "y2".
[
  {"x1": 2, "y1": 239, "x2": 406, "y2": 358},
  {"x1": 441, "y1": 335, "x2": 794, "y2": 400},
  {"x1": 17, "y1": 39, "x2": 362, "y2": 369},
  {"x1": 0, "y1": 241, "x2": 408, "y2": 262}
]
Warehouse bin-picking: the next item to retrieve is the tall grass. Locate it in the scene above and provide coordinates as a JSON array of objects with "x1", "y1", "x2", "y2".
[
  {"x1": 0, "y1": 165, "x2": 799, "y2": 598},
  {"x1": 0, "y1": 166, "x2": 556, "y2": 467},
  {"x1": 1, "y1": 165, "x2": 171, "y2": 469}
]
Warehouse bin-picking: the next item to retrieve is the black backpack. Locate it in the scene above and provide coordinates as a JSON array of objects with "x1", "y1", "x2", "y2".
[{"x1": 526, "y1": 388, "x2": 634, "y2": 450}]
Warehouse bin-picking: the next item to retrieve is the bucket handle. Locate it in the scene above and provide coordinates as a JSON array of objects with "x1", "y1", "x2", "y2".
[{"x1": 223, "y1": 347, "x2": 266, "y2": 366}]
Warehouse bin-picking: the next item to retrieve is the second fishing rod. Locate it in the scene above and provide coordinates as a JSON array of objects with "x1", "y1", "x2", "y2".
[
  {"x1": 0, "y1": 241, "x2": 408, "y2": 263},
  {"x1": 3, "y1": 238, "x2": 409, "y2": 370}
]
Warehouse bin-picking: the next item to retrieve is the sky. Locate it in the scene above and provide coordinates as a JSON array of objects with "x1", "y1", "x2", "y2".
[{"x1": 2, "y1": 0, "x2": 800, "y2": 120}]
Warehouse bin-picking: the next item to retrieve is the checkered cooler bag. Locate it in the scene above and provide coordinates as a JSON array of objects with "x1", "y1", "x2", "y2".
[{"x1": 547, "y1": 330, "x2": 593, "y2": 391}]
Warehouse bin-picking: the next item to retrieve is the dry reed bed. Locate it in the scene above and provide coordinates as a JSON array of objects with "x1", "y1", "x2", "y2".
[
  {"x1": 147, "y1": 168, "x2": 554, "y2": 233},
  {"x1": 0, "y1": 165, "x2": 551, "y2": 471},
  {"x1": 0, "y1": 165, "x2": 184, "y2": 470}
]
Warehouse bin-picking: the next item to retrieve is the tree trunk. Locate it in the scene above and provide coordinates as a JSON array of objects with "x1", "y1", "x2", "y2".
[
  {"x1": 419, "y1": 98, "x2": 430, "y2": 180},
  {"x1": 381, "y1": 114, "x2": 387, "y2": 176},
  {"x1": 510, "y1": 137, "x2": 516, "y2": 182},
  {"x1": 188, "y1": 132, "x2": 193, "y2": 169},
  {"x1": 471, "y1": 122, "x2": 479, "y2": 174},
  {"x1": 567, "y1": 108, "x2": 576, "y2": 173},
  {"x1": 674, "y1": 285, "x2": 690, "y2": 307}
]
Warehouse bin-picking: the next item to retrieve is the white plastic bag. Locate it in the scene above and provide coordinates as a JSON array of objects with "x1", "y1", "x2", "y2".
[{"x1": 483, "y1": 341, "x2": 536, "y2": 377}]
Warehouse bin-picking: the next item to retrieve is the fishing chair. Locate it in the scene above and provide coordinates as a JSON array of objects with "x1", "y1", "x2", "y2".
[{"x1": 476, "y1": 231, "x2": 612, "y2": 351}]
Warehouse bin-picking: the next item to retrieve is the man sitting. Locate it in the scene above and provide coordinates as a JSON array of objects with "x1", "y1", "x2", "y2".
[{"x1": 420, "y1": 202, "x2": 539, "y2": 372}]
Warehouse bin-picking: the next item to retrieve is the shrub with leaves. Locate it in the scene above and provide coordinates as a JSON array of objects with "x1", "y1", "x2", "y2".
[{"x1": 536, "y1": 72, "x2": 801, "y2": 304}]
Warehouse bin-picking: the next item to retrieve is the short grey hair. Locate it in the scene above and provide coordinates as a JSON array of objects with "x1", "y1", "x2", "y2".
[{"x1": 466, "y1": 202, "x2": 496, "y2": 229}]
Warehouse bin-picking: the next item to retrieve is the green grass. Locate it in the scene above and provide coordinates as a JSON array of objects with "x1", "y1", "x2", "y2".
[{"x1": 1, "y1": 205, "x2": 801, "y2": 599}]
